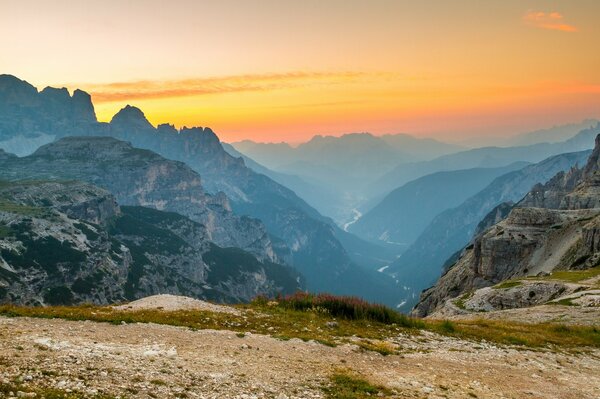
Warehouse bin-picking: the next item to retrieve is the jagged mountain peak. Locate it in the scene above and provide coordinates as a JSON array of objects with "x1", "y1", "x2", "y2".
[
  {"x1": 110, "y1": 104, "x2": 154, "y2": 130},
  {"x1": 583, "y1": 132, "x2": 600, "y2": 177},
  {"x1": 0, "y1": 74, "x2": 36, "y2": 91}
]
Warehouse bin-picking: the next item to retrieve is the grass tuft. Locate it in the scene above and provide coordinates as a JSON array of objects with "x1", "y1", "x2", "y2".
[
  {"x1": 323, "y1": 371, "x2": 393, "y2": 399},
  {"x1": 262, "y1": 292, "x2": 421, "y2": 327}
]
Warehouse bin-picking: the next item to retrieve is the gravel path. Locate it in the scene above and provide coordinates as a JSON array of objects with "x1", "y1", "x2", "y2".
[{"x1": 1, "y1": 316, "x2": 599, "y2": 398}]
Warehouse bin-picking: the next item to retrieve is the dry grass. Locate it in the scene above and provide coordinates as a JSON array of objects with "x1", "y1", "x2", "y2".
[
  {"x1": 429, "y1": 319, "x2": 600, "y2": 348},
  {"x1": 323, "y1": 371, "x2": 393, "y2": 399},
  {"x1": 533, "y1": 266, "x2": 600, "y2": 284},
  {"x1": 0, "y1": 296, "x2": 598, "y2": 351}
]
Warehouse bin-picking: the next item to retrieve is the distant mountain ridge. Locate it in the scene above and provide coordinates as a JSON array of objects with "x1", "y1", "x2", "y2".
[
  {"x1": 0, "y1": 74, "x2": 398, "y2": 305},
  {"x1": 371, "y1": 123, "x2": 600, "y2": 197},
  {"x1": 349, "y1": 162, "x2": 528, "y2": 246},
  {"x1": 231, "y1": 133, "x2": 463, "y2": 223}
]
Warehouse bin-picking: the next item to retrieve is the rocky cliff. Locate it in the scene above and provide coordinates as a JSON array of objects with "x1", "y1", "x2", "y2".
[
  {"x1": 413, "y1": 135, "x2": 600, "y2": 317},
  {"x1": 0, "y1": 136, "x2": 278, "y2": 262},
  {"x1": 0, "y1": 180, "x2": 300, "y2": 306}
]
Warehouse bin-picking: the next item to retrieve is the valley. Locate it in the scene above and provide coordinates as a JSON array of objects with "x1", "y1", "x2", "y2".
[{"x1": 3, "y1": 2, "x2": 600, "y2": 397}]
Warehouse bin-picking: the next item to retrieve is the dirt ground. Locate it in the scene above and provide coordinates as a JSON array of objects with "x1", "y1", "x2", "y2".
[{"x1": 1, "y1": 315, "x2": 599, "y2": 399}]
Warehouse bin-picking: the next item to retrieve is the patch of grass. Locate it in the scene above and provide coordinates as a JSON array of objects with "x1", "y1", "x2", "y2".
[
  {"x1": 427, "y1": 318, "x2": 600, "y2": 348},
  {"x1": 537, "y1": 266, "x2": 600, "y2": 283},
  {"x1": 552, "y1": 298, "x2": 576, "y2": 306},
  {"x1": 437, "y1": 320, "x2": 456, "y2": 333},
  {"x1": 267, "y1": 292, "x2": 421, "y2": 326},
  {"x1": 355, "y1": 339, "x2": 397, "y2": 356},
  {"x1": 322, "y1": 371, "x2": 393, "y2": 399},
  {"x1": 493, "y1": 280, "x2": 523, "y2": 290},
  {"x1": 454, "y1": 292, "x2": 473, "y2": 310},
  {"x1": 0, "y1": 381, "x2": 116, "y2": 398},
  {"x1": 0, "y1": 200, "x2": 44, "y2": 216},
  {"x1": 0, "y1": 301, "x2": 420, "y2": 355}
]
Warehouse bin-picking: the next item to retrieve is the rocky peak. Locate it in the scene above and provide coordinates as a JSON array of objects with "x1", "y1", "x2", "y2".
[
  {"x1": 0, "y1": 74, "x2": 38, "y2": 105},
  {"x1": 40, "y1": 86, "x2": 71, "y2": 101},
  {"x1": 110, "y1": 105, "x2": 154, "y2": 130},
  {"x1": 157, "y1": 123, "x2": 178, "y2": 135},
  {"x1": 180, "y1": 126, "x2": 221, "y2": 144},
  {"x1": 582, "y1": 132, "x2": 600, "y2": 178},
  {"x1": 72, "y1": 89, "x2": 97, "y2": 123}
]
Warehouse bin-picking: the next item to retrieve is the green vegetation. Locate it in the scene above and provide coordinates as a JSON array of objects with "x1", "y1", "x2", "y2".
[
  {"x1": 44, "y1": 286, "x2": 75, "y2": 306},
  {"x1": 269, "y1": 292, "x2": 419, "y2": 326},
  {"x1": 0, "y1": 223, "x2": 10, "y2": 238},
  {"x1": 538, "y1": 266, "x2": 600, "y2": 284},
  {"x1": 454, "y1": 292, "x2": 474, "y2": 310},
  {"x1": 203, "y1": 244, "x2": 300, "y2": 294},
  {"x1": 493, "y1": 280, "x2": 523, "y2": 290},
  {"x1": 553, "y1": 298, "x2": 576, "y2": 306},
  {"x1": 322, "y1": 371, "x2": 392, "y2": 399},
  {"x1": 0, "y1": 200, "x2": 44, "y2": 216},
  {"x1": 0, "y1": 381, "x2": 116, "y2": 398},
  {"x1": 426, "y1": 318, "x2": 600, "y2": 348},
  {"x1": 74, "y1": 222, "x2": 100, "y2": 241},
  {"x1": 0, "y1": 232, "x2": 86, "y2": 275}
]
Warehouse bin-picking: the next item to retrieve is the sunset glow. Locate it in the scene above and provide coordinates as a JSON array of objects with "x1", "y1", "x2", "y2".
[{"x1": 1, "y1": 0, "x2": 599, "y2": 143}]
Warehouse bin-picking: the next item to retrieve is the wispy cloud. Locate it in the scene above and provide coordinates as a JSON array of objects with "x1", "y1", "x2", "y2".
[
  {"x1": 523, "y1": 11, "x2": 578, "y2": 32},
  {"x1": 74, "y1": 72, "x2": 374, "y2": 103}
]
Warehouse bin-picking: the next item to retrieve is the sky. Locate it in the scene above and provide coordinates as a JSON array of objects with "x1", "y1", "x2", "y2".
[{"x1": 1, "y1": 0, "x2": 599, "y2": 143}]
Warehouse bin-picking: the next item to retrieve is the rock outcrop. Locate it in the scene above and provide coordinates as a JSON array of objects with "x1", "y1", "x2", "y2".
[
  {"x1": 0, "y1": 180, "x2": 301, "y2": 306},
  {"x1": 413, "y1": 134, "x2": 600, "y2": 317},
  {"x1": 0, "y1": 136, "x2": 278, "y2": 262}
]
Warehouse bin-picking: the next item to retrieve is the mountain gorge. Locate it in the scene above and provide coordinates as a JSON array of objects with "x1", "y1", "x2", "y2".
[
  {"x1": 349, "y1": 162, "x2": 528, "y2": 245},
  {"x1": 231, "y1": 133, "x2": 463, "y2": 222}
]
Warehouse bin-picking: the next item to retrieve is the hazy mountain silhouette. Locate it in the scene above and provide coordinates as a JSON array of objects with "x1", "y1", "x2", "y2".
[{"x1": 349, "y1": 162, "x2": 528, "y2": 246}]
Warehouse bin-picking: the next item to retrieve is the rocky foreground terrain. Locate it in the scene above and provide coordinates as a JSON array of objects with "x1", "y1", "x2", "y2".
[{"x1": 0, "y1": 293, "x2": 599, "y2": 399}]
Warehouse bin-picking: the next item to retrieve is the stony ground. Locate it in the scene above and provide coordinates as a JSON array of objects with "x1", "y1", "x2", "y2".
[{"x1": 1, "y1": 314, "x2": 600, "y2": 398}]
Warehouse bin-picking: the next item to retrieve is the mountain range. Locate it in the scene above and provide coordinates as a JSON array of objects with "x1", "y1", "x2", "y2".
[
  {"x1": 414, "y1": 133, "x2": 600, "y2": 317},
  {"x1": 0, "y1": 179, "x2": 300, "y2": 306},
  {"x1": 348, "y1": 162, "x2": 528, "y2": 246},
  {"x1": 390, "y1": 147, "x2": 594, "y2": 311},
  {"x1": 0, "y1": 74, "x2": 398, "y2": 305}
]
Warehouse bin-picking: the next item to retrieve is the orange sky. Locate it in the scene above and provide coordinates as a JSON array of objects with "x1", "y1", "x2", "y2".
[{"x1": 1, "y1": 0, "x2": 599, "y2": 143}]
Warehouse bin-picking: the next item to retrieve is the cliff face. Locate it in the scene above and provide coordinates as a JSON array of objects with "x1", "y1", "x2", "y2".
[
  {"x1": 413, "y1": 134, "x2": 600, "y2": 317},
  {"x1": 0, "y1": 136, "x2": 277, "y2": 263},
  {"x1": 0, "y1": 75, "x2": 96, "y2": 154},
  {"x1": 0, "y1": 180, "x2": 301, "y2": 306}
]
